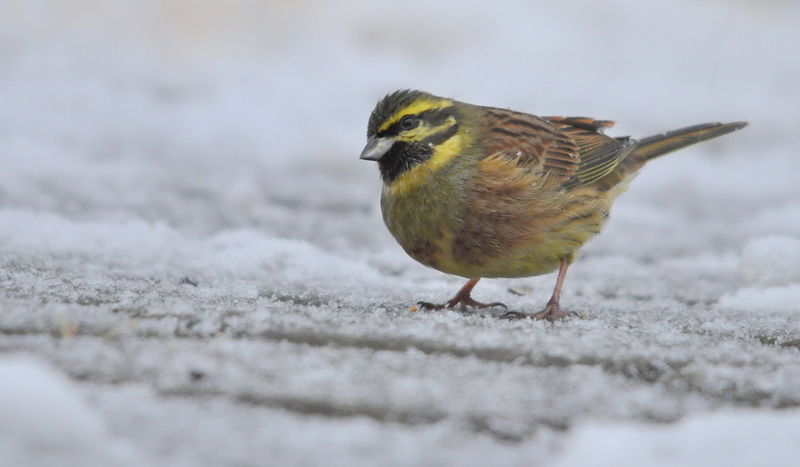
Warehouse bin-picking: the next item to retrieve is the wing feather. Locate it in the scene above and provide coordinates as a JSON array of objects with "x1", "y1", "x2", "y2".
[{"x1": 476, "y1": 108, "x2": 635, "y2": 189}]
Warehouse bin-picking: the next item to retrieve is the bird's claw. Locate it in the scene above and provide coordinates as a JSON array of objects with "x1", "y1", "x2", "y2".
[
  {"x1": 462, "y1": 300, "x2": 506, "y2": 309},
  {"x1": 416, "y1": 301, "x2": 445, "y2": 311},
  {"x1": 501, "y1": 303, "x2": 576, "y2": 321},
  {"x1": 416, "y1": 300, "x2": 507, "y2": 311}
]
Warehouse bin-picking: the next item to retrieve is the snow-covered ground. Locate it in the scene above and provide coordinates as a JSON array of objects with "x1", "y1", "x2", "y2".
[{"x1": 1, "y1": 0, "x2": 800, "y2": 465}]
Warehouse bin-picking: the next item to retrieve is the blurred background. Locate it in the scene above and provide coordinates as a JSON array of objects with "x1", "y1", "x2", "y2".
[
  {"x1": 2, "y1": 1, "x2": 800, "y2": 465},
  {"x1": 1, "y1": 0, "x2": 798, "y2": 257}
]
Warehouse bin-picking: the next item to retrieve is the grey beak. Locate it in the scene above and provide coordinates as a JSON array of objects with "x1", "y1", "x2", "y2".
[{"x1": 360, "y1": 136, "x2": 395, "y2": 161}]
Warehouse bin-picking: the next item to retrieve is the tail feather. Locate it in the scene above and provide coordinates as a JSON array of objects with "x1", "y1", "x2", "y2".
[
  {"x1": 594, "y1": 120, "x2": 748, "y2": 192},
  {"x1": 633, "y1": 121, "x2": 748, "y2": 161}
]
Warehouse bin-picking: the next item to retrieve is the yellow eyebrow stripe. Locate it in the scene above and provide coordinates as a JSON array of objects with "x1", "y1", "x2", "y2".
[
  {"x1": 378, "y1": 99, "x2": 454, "y2": 132},
  {"x1": 396, "y1": 116, "x2": 456, "y2": 142}
]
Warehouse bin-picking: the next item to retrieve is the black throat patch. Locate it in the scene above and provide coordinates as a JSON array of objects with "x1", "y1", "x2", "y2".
[
  {"x1": 377, "y1": 123, "x2": 458, "y2": 184},
  {"x1": 377, "y1": 141, "x2": 433, "y2": 184}
]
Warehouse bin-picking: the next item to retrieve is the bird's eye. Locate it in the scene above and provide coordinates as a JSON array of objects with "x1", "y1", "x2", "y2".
[{"x1": 400, "y1": 115, "x2": 418, "y2": 130}]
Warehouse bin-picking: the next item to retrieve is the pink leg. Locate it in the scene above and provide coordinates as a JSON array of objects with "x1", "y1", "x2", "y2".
[
  {"x1": 418, "y1": 278, "x2": 507, "y2": 310},
  {"x1": 503, "y1": 259, "x2": 573, "y2": 321}
]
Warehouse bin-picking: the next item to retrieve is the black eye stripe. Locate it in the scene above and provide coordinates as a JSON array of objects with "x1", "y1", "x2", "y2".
[
  {"x1": 378, "y1": 119, "x2": 406, "y2": 137},
  {"x1": 378, "y1": 108, "x2": 455, "y2": 137},
  {"x1": 420, "y1": 122, "x2": 458, "y2": 147},
  {"x1": 418, "y1": 108, "x2": 452, "y2": 126}
]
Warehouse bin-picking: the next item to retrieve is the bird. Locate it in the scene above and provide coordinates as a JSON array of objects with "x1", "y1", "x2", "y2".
[{"x1": 360, "y1": 89, "x2": 747, "y2": 320}]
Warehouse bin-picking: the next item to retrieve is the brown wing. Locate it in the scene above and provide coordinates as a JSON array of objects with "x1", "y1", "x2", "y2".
[
  {"x1": 543, "y1": 116, "x2": 616, "y2": 131},
  {"x1": 478, "y1": 108, "x2": 634, "y2": 189},
  {"x1": 479, "y1": 107, "x2": 580, "y2": 181},
  {"x1": 544, "y1": 116, "x2": 636, "y2": 189}
]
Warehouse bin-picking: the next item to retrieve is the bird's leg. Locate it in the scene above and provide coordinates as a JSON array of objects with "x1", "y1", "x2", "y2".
[
  {"x1": 503, "y1": 259, "x2": 573, "y2": 321},
  {"x1": 418, "y1": 278, "x2": 507, "y2": 310}
]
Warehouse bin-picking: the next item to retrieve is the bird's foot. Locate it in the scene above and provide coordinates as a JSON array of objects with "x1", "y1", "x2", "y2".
[
  {"x1": 417, "y1": 296, "x2": 507, "y2": 311},
  {"x1": 502, "y1": 300, "x2": 575, "y2": 321},
  {"x1": 417, "y1": 278, "x2": 506, "y2": 311}
]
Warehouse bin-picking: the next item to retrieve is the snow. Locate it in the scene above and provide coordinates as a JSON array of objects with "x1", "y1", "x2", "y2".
[
  {"x1": 1, "y1": 0, "x2": 800, "y2": 465},
  {"x1": 718, "y1": 285, "x2": 800, "y2": 315},
  {"x1": 717, "y1": 236, "x2": 800, "y2": 315},
  {"x1": 739, "y1": 236, "x2": 800, "y2": 287},
  {"x1": 550, "y1": 409, "x2": 800, "y2": 467},
  {"x1": 0, "y1": 357, "x2": 139, "y2": 467}
]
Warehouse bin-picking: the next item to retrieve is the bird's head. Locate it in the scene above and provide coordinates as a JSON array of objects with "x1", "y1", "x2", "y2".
[{"x1": 361, "y1": 90, "x2": 467, "y2": 185}]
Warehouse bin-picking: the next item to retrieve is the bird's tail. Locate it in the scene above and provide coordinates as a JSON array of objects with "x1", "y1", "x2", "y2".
[
  {"x1": 632, "y1": 121, "x2": 748, "y2": 161},
  {"x1": 596, "y1": 120, "x2": 748, "y2": 193}
]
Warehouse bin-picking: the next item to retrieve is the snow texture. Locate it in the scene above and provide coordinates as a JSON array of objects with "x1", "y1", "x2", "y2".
[{"x1": 1, "y1": 0, "x2": 799, "y2": 465}]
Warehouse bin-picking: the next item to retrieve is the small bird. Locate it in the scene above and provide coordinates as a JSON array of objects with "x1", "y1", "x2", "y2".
[{"x1": 360, "y1": 90, "x2": 747, "y2": 320}]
